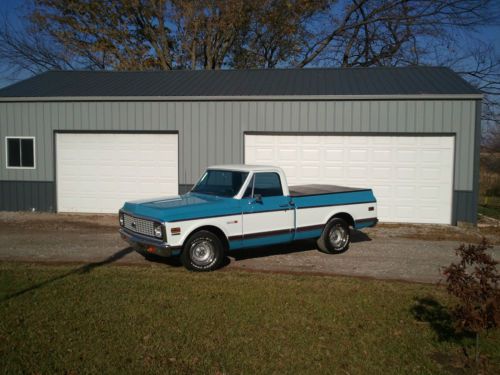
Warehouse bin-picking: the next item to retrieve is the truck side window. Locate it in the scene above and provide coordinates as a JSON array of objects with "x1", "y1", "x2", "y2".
[{"x1": 253, "y1": 173, "x2": 283, "y2": 197}]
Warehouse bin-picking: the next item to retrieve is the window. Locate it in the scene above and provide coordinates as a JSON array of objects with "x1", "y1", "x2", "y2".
[
  {"x1": 6, "y1": 137, "x2": 35, "y2": 169},
  {"x1": 191, "y1": 170, "x2": 248, "y2": 197},
  {"x1": 246, "y1": 172, "x2": 283, "y2": 197}
]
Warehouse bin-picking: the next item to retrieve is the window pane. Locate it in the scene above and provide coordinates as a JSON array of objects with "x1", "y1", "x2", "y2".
[
  {"x1": 7, "y1": 138, "x2": 21, "y2": 167},
  {"x1": 21, "y1": 139, "x2": 34, "y2": 167},
  {"x1": 192, "y1": 170, "x2": 248, "y2": 197},
  {"x1": 253, "y1": 173, "x2": 283, "y2": 197}
]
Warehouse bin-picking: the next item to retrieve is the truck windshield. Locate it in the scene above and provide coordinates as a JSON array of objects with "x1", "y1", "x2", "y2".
[{"x1": 191, "y1": 170, "x2": 249, "y2": 197}]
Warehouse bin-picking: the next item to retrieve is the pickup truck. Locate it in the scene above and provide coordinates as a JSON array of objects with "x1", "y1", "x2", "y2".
[{"x1": 119, "y1": 165, "x2": 377, "y2": 271}]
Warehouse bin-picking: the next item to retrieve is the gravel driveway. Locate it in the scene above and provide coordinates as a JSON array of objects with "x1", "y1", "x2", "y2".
[{"x1": 1, "y1": 212, "x2": 498, "y2": 284}]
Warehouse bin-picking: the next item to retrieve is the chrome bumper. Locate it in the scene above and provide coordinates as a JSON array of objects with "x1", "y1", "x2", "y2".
[{"x1": 119, "y1": 228, "x2": 180, "y2": 257}]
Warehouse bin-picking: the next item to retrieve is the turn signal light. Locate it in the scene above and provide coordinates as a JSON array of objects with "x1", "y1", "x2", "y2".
[
  {"x1": 171, "y1": 227, "x2": 181, "y2": 236},
  {"x1": 146, "y1": 246, "x2": 155, "y2": 253}
]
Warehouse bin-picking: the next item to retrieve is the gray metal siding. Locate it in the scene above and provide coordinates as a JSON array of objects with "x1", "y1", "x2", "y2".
[
  {"x1": 453, "y1": 99, "x2": 482, "y2": 224},
  {"x1": 0, "y1": 181, "x2": 55, "y2": 211},
  {"x1": 0, "y1": 99, "x2": 478, "y2": 191},
  {"x1": 453, "y1": 190, "x2": 478, "y2": 225}
]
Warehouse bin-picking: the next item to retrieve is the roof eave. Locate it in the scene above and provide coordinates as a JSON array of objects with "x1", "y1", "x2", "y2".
[{"x1": 0, "y1": 93, "x2": 483, "y2": 102}]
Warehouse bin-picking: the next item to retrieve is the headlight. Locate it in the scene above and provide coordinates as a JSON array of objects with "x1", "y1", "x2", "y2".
[
  {"x1": 154, "y1": 224, "x2": 163, "y2": 239},
  {"x1": 119, "y1": 213, "x2": 124, "y2": 226}
]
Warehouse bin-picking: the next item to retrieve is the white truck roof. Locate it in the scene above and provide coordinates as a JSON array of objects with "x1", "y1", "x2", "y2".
[{"x1": 208, "y1": 164, "x2": 283, "y2": 173}]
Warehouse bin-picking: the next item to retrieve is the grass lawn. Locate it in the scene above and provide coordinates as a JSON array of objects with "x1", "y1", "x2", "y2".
[
  {"x1": 479, "y1": 204, "x2": 500, "y2": 220},
  {"x1": 0, "y1": 263, "x2": 498, "y2": 374}
]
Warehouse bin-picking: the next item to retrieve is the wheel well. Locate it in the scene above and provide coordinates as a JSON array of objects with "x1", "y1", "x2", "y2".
[
  {"x1": 186, "y1": 225, "x2": 229, "y2": 251},
  {"x1": 331, "y1": 212, "x2": 355, "y2": 227}
]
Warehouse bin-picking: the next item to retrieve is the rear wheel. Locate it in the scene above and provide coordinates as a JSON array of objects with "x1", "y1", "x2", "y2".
[
  {"x1": 181, "y1": 230, "x2": 224, "y2": 271},
  {"x1": 316, "y1": 218, "x2": 350, "y2": 254}
]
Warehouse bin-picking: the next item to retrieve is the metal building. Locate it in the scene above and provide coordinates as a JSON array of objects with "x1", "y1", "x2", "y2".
[{"x1": 0, "y1": 67, "x2": 482, "y2": 225}]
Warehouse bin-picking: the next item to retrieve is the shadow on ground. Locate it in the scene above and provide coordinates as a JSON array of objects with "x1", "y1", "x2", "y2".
[
  {"x1": 410, "y1": 297, "x2": 486, "y2": 373},
  {"x1": 410, "y1": 296, "x2": 472, "y2": 343},
  {"x1": 229, "y1": 229, "x2": 371, "y2": 261},
  {"x1": 1, "y1": 247, "x2": 135, "y2": 303}
]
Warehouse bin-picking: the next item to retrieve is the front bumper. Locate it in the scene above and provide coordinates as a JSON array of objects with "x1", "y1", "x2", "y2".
[{"x1": 119, "y1": 228, "x2": 180, "y2": 257}]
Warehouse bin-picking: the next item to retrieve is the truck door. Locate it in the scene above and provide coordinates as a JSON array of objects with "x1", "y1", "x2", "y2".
[{"x1": 240, "y1": 172, "x2": 295, "y2": 247}]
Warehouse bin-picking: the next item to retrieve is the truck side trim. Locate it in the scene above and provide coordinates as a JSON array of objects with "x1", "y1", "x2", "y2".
[
  {"x1": 168, "y1": 201, "x2": 377, "y2": 223},
  {"x1": 228, "y1": 223, "x2": 325, "y2": 242},
  {"x1": 228, "y1": 228, "x2": 292, "y2": 241},
  {"x1": 296, "y1": 201, "x2": 376, "y2": 210},
  {"x1": 296, "y1": 224, "x2": 325, "y2": 232}
]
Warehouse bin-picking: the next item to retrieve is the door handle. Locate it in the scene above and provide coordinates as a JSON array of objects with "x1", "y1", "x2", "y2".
[{"x1": 279, "y1": 204, "x2": 290, "y2": 208}]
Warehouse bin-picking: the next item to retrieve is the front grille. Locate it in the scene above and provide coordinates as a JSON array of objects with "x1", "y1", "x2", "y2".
[{"x1": 123, "y1": 213, "x2": 156, "y2": 238}]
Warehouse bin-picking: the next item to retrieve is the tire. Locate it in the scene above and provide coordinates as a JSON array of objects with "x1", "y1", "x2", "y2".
[
  {"x1": 316, "y1": 218, "x2": 350, "y2": 254},
  {"x1": 180, "y1": 230, "x2": 225, "y2": 271}
]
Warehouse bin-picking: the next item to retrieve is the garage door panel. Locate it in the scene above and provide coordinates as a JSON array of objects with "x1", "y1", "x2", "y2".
[
  {"x1": 324, "y1": 166, "x2": 343, "y2": 177},
  {"x1": 301, "y1": 149, "x2": 320, "y2": 161},
  {"x1": 278, "y1": 148, "x2": 298, "y2": 161},
  {"x1": 245, "y1": 134, "x2": 454, "y2": 224},
  {"x1": 57, "y1": 133, "x2": 178, "y2": 213},
  {"x1": 325, "y1": 149, "x2": 344, "y2": 161},
  {"x1": 301, "y1": 166, "x2": 321, "y2": 178}
]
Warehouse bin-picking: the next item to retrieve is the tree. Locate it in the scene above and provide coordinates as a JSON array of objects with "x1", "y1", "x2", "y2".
[
  {"x1": 29, "y1": 0, "x2": 176, "y2": 70},
  {"x1": 438, "y1": 41, "x2": 500, "y2": 143},
  {"x1": 172, "y1": 0, "x2": 253, "y2": 70},
  {"x1": 231, "y1": 0, "x2": 327, "y2": 69},
  {"x1": 442, "y1": 239, "x2": 500, "y2": 364}
]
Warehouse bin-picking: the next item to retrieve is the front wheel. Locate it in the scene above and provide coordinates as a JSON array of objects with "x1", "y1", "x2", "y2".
[
  {"x1": 316, "y1": 218, "x2": 350, "y2": 254},
  {"x1": 180, "y1": 230, "x2": 224, "y2": 272}
]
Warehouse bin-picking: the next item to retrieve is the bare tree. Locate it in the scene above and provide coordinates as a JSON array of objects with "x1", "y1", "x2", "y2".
[
  {"x1": 437, "y1": 41, "x2": 500, "y2": 146},
  {"x1": 295, "y1": 0, "x2": 498, "y2": 68},
  {"x1": 173, "y1": 0, "x2": 253, "y2": 70},
  {"x1": 231, "y1": 0, "x2": 327, "y2": 69},
  {"x1": 0, "y1": 16, "x2": 77, "y2": 78},
  {"x1": 28, "y1": 0, "x2": 176, "y2": 71}
]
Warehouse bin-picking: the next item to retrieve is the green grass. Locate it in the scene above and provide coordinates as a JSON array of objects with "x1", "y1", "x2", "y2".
[
  {"x1": 479, "y1": 204, "x2": 500, "y2": 220},
  {"x1": 0, "y1": 263, "x2": 498, "y2": 374}
]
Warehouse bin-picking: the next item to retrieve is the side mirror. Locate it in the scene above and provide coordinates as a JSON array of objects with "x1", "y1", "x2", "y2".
[{"x1": 254, "y1": 194, "x2": 263, "y2": 204}]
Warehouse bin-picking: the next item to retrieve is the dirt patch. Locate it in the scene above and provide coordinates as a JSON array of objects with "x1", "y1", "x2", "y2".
[
  {"x1": 0, "y1": 211, "x2": 118, "y2": 233},
  {"x1": 365, "y1": 222, "x2": 500, "y2": 245}
]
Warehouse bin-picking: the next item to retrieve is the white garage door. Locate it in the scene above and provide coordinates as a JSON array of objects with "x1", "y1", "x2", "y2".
[
  {"x1": 56, "y1": 133, "x2": 178, "y2": 213},
  {"x1": 245, "y1": 134, "x2": 454, "y2": 224}
]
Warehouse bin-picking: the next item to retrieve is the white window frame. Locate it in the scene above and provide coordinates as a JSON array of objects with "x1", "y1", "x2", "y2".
[{"x1": 5, "y1": 136, "x2": 36, "y2": 170}]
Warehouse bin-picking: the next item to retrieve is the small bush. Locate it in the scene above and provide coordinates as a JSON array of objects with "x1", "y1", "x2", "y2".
[{"x1": 442, "y1": 239, "x2": 500, "y2": 364}]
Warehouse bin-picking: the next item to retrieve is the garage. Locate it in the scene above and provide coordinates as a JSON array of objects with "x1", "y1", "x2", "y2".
[
  {"x1": 245, "y1": 134, "x2": 454, "y2": 224},
  {"x1": 56, "y1": 133, "x2": 178, "y2": 213},
  {"x1": 0, "y1": 67, "x2": 481, "y2": 224}
]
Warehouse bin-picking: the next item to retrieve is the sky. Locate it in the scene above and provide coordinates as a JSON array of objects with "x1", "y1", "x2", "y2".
[{"x1": 0, "y1": 0, "x2": 499, "y2": 89}]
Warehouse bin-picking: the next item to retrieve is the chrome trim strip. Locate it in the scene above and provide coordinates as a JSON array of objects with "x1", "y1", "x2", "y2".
[{"x1": 119, "y1": 228, "x2": 170, "y2": 249}]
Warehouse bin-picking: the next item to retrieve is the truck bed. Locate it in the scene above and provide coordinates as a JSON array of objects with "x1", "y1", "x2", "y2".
[{"x1": 289, "y1": 184, "x2": 370, "y2": 197}]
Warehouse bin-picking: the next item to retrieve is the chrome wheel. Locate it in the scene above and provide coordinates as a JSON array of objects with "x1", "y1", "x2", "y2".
[
  {"x1": 328, "y1": 224, "x2": 348, "y2": 250},
  {"x1": 189, "y1": 239, "x2": 216, "y2": 267}
]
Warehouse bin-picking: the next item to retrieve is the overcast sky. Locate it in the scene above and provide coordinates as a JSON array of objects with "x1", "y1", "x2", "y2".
[{"x1": 1, "y1": 0, "x2": 499, "y2": 89}]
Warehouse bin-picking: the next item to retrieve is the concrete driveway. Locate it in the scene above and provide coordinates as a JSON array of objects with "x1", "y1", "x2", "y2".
[{"x1": 0, "y1": 212, "x2": 498, "y2": 284}]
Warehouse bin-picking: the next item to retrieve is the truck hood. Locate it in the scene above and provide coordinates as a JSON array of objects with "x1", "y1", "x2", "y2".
[{"x1": 121, "y1": 192, "x2": 240, "y2": 222}]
